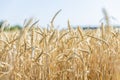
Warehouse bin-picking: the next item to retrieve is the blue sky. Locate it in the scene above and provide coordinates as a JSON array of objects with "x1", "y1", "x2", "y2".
[{"x1": 0, "y1": 0, "x2": 120, "y2": 28}]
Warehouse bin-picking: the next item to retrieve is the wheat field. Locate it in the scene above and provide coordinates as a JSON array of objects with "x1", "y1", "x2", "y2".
[{"x1": 0, "y1": 18, "x2": 120, "y2": 80}]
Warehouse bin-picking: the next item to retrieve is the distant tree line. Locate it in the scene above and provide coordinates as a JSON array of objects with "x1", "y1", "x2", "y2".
[
  {"x1": 0, "y1": 20, "x2": 119, "y2": 31},
  {"x1": 0, "y1": 20, "x2": 22, "y2": 31}
]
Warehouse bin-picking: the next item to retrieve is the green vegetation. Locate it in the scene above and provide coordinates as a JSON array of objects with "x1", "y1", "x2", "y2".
[
  {"x1": 9, "y1": 25, "x2": 22, "y2": 31},
  {"x1": 0, "y1": 20, "x2": 22, "y2": 31}
]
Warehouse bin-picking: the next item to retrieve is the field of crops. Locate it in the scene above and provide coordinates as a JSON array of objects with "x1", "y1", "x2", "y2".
[{"x1": 0, "y1": 18, "x2": 119, "y2": 80}]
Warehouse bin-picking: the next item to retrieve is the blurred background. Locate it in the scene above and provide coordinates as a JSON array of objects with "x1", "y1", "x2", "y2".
[{"x1": 0, "y1": 0, "x2": 120, "y2": 29}]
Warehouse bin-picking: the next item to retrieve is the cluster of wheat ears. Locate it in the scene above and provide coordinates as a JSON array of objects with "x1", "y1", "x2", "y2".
[{"x1": 0, "y1": 10, "x2": 120, "y2": 80}]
